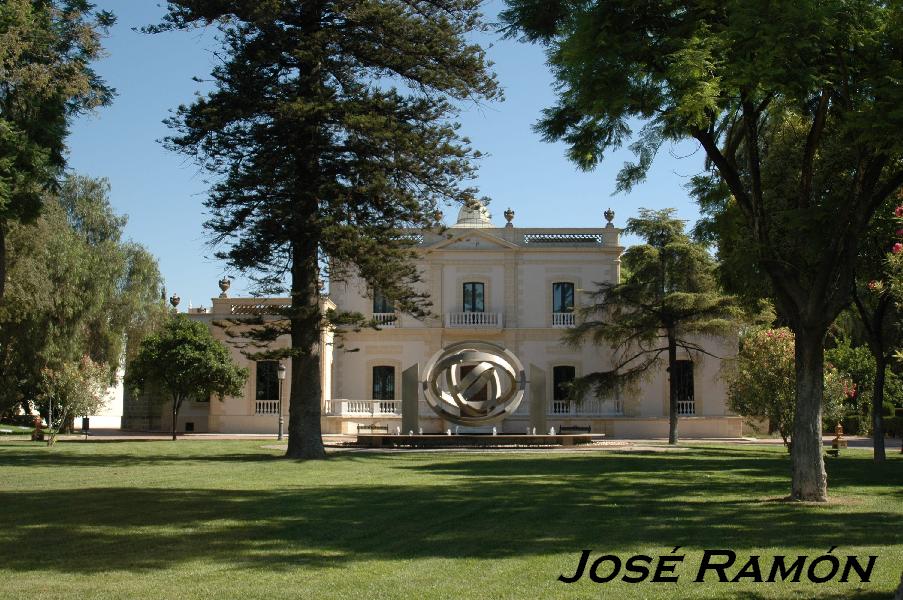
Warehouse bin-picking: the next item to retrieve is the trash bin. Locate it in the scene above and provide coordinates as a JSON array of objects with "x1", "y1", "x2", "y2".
[{"x1": 81, "y1": 417, "x2": 89, "y2": 434}]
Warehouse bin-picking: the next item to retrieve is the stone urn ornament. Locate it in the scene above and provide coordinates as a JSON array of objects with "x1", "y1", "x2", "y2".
[{"x1": 218, "y1": 277, "x2": 231, "y2": 298}]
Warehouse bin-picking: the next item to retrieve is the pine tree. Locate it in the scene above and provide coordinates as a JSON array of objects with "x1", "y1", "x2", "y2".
[
  {"x1": 150, "y1": 1, "x2": 500, "y2": 458},
  {"x1": 565, "y1": 209, "x2": 740, "y2": 444}
]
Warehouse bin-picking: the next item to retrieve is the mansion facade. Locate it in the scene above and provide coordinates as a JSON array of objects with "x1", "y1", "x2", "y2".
[{"x1": 123, "y1": 203, "x2": 743, "y2": 438}]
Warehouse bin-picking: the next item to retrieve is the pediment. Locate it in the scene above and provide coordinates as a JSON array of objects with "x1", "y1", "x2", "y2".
[{"x1": 425, "y1": 229, "x2": 519, "y2": 252}]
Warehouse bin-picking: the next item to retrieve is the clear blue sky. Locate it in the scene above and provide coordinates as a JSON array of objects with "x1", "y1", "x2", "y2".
[{"x1": 67, "y1": 0, "x2": 707, "y2": 309}]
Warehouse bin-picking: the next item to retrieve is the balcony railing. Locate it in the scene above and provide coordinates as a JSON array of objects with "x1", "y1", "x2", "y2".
[
  {"x1": 255, "y1": 400, "x2": 280, "y2": 415},
  {"x1": 445, "y1": 312, "x2": 503, "y2": 328},
  {"x1": 228, "y1": 298, "x2": 292, "y2": 315},
  {"x1": 552, "y1": 312, "x2": 575, "y2": 327},
  {"x1": 372, "y1": 313, "x2": 397, "y2": 327},
  {"x1": 551, "y1": 398, "x2": 624, "y2": 416},
  {"x1": 677, "y1": 400, "x2": 696, "y2": 415},
  {"x1": 324, "y1": 399, "x2": 402, "y2": 416}
]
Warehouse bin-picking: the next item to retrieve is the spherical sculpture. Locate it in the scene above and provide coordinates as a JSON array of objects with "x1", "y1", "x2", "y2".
[{"x1": 421, "y1": 341, "x2": 526, "y2": 426}]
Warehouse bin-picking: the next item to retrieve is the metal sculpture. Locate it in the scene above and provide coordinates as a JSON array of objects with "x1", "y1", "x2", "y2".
[{"x1": 422, "y1": 341, "x2": 526, "y2": 426}]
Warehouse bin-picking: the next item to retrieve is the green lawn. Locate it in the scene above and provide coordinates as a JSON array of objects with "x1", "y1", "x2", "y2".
[{"x1": 0, "y1": 440, "x2": 900, "y2": 599}]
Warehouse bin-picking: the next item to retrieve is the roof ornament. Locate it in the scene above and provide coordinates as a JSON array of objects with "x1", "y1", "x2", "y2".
[
  {"x1": 218, "y1": 277, "x2": 231, "y2": 298},
  {"x1": 504, "y1": 208, "x2": 515, "y2": 228},
  {"x1": 604, "y1": 208, "x2": 615, "y2": 228}
]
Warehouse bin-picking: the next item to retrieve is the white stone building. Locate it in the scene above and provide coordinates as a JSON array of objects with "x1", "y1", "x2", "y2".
[{"x1": 135, "y1": 203, "x2": 742, "y2": 437}]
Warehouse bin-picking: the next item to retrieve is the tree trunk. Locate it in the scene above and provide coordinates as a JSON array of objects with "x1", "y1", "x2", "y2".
[
  {"x1": 790, "y1": 328, "x2": 828, "y2": 501},
  {"x1": 47, "y1": 407, "x2": 69, "y2": 447},
  {"x1": 872, "y1": 354, "x2": 887, "y2": 462},
  {"x1": 284, "y1": 0, "x2": 326, "y2": 460},
  {"x1": 853, "y1": 290, "x2": 890, "y2": 462},
  {"x1": 285, "y1": 237, "x2": 326, "y2": 460},
  {"x1": 0, "y1": 221, "x2": 6, "y2": 301},
  {"x1": 667, "y1": 328, "x2": 678, "y2": 445},
  {"x1": 171, "y1": 396, "x2": 178, "y2": 441}
]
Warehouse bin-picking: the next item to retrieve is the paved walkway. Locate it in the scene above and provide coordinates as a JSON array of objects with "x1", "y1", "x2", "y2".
[{"x1": 29, "y1": 428, "x2": 903, "y2": 452}]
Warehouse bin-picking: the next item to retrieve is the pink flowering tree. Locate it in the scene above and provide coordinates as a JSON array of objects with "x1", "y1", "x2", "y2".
[
  {"x1": 848, "y1": 191, "x2": 903, "y2": 461},
  {"x1": 889, "y1": 201, "x2": 903, "y2": 308},
  {"x1": 727, "y1": 328, "x2": 847, "y2": 449}
]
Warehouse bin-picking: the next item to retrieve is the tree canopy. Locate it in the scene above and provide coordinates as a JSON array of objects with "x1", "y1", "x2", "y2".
[
  {"x1": 0, "y1": 0, "x2": 115, "y2": 299},
  {"x1": 502, "y1": 0, "x2": 903, "y2": 501},
  {"x1": 126, "y1": 315, "x2": 248, "y2": 441},
  {"x1": 151, "y1": 0, "x2": 499, "y2": 458},
  {"x1": 0, "y1": 175, "x2": 165, "y2": 419},
  {"x1": 565, "y1": 208, "x2": 739, "y2": 443},
  {"x1": 40, "y1": 355, "x2": 108, "y2": 445}
]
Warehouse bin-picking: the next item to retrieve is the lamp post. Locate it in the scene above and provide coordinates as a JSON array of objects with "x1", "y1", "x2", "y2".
[{"x1": 277, "y1": 362, "x2": 286, "y2": 441}]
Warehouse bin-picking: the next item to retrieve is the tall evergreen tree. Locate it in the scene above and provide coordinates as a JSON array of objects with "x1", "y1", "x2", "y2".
[
  {"x1": 0, "y1": 0, "x2": 115, "y2": 300},
  {"x1": 150, "y1": 1, "x2": 499, "y2": 458},
  {"x1": 502, "y1": 0, "x2": 903, "y2": 501},
  {"x1": 565, "y1": 209, "x2": 739, "y2": 444}
]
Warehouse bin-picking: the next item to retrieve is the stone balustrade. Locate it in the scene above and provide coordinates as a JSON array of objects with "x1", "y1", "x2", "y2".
[
  {"x1": 445, "y1": 312, "x2": 503, "y2": 328},
  {"x1": 325, "y1": 399, "x2": 402, "y2": 416}
]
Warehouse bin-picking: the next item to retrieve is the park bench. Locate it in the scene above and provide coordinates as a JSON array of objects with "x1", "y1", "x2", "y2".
[
  {"x1": 559, "y1": 425, "x2": 591, "y2": 434},
  {"x1": 357, "y1": 424, "x2": 389, "y2": 434}
]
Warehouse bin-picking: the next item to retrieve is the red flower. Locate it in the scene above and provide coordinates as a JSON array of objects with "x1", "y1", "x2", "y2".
[
  {"x1": 867, "y1": 280, "x2": 879, "y2": 290},
  {"x1": 897, "y1": 228, "x2": 903, "y2": 237},
  {"x1": 896, "y1": 205, "x2": 903, "y2": 217},
  {"x1": 894, "y1": 242, "x2": 903, "y2": 254}
]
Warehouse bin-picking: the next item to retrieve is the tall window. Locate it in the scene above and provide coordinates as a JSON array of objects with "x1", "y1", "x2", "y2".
[
  {"x1": 373, "y1": 289, "x2": 394, "y2": 313},
  {"x1": 553, "y1": 282, "x2": 575, "y2": 313},
  {"x1": 463, "y1": 282, "x2": 485, "y2": 312},
  {"x1": 553, "y1": 366, "x2": 576, "y2": 400},
  {"x1": 255, "y1": 361, "x2": 279, "y2": 400},
  {"x1": 372, "y1": 366, "x2": 395, "y2": 400},
  {"x1": 552, "y1": 365, "x2": 576, "y2": 414},
  {"x1": 674, "y1": 360, "x2": 695, "y2": 415}
]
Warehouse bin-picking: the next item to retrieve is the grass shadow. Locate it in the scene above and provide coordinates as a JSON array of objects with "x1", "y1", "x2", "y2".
[{"x1": 0, "y1": 446, "x2": 900, "y2": 576}]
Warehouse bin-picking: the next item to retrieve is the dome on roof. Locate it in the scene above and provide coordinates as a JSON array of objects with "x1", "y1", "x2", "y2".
[{"x1": 453, "y1": 200, "x2": 492, "y2": 228}]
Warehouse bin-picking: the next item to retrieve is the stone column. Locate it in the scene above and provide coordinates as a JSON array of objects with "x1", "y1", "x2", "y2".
[
  {"x1": 529, "y1": 364, "x2": 547, "y2": 433},
  {"x1": 401, "y1": 364, "x2": 420, "y2": 434}
]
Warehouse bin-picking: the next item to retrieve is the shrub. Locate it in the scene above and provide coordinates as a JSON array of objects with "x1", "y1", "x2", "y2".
[
  {"x1": 842, "y1": 416, "x2": 862, "y2": 436},
  {"x1": 726, "y1": 328, "x2": 852, "y2": 447}
]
